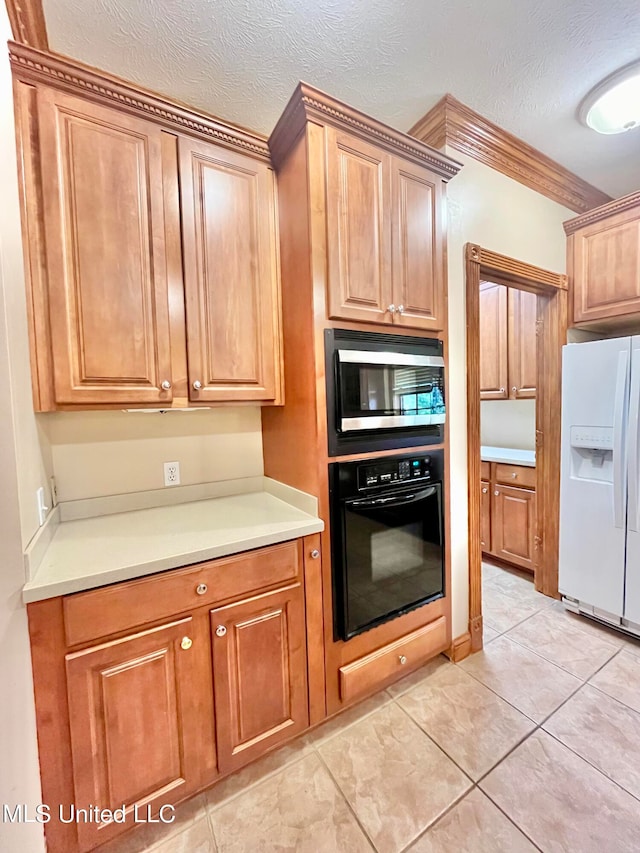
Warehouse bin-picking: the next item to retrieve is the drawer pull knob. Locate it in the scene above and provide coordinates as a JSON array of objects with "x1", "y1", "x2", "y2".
[
  {"x1": 399, "y1": 655, "x2": 407, "y2": 665},
  {"x1": 512, "y1": 472, "x2": 517, "y2": 478},
  {"x1": 196, "y1": 583, "x2": 208, "y2": 595},
  {"x1": 495, "y1": 490, "x2": 500, "y2": 496},
  {"x1": 181, "y1": 636, "x2": 192, "y2": 650},
  {"x1": 310, "y1": 549, "x2": 320, "y2": 559},
  {"x1": 215, "y1": 625, "x2": 227, "y2": 637}
]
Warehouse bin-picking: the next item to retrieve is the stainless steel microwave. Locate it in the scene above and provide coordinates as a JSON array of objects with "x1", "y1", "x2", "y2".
[{"x1": 325, "y1": 329, "x2": 445, "y2": 456}]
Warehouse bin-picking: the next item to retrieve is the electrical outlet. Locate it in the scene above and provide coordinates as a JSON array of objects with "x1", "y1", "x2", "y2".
[
  {"x1": 36, "y1": 486, "x2": 49, "y2": 526},
  {"x1": 163, "y1": 461, "x2": 180, "y2": 487}
]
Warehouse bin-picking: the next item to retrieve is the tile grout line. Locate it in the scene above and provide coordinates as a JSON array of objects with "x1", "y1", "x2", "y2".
[{"x1": 313, "y1": 748, "x2": 378, "y2": 852}]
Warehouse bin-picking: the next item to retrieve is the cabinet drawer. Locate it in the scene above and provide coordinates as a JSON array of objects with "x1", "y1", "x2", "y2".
[
  {"x1": 480, "y1": 461, "x2": 491, "y2": 480},
  {"x1": 339, "y1": 617, "x2": 447, "y2": 702},
  {"x1": 494, "y1": 463, "x2": 535, "y2": 489},
  {"x1": 64, "y1": 540, "x2": 301, "y2": 647}
]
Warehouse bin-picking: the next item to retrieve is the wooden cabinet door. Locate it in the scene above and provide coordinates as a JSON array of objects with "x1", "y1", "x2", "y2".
[
  {"x1": 325, "y1": 127, "x2": 393, "y2": 324},
  {"x1": 179, "y1": 138, "x2": 280, "y2": 402},
  {"x1": 211, "y1": 584, "x2": 308, "y2": 774},
  {"x1": 491, "y1": 485, "x2": 536, "y2": 571},
  {"x1": 65, "y1": 617, "x2": 215, "y2": 851},
  {"x1": 479, "y1": 282, "x2": 508, "y2": 399},
  {"x1": 508, "y1": 288, "x2": 537, "y2": 399},
  {"x1": 480, "y1": 480, "x2": 491, "y2": 552},
  {"x1": 391, "y1": 157, "x2": 445, "y2": 331},
  {"x1": 571, "y1": 210, "x2": 640, "y2": 324},
  {"x1": 37, "y1": 87, "x2": 173, "y2": 406}
]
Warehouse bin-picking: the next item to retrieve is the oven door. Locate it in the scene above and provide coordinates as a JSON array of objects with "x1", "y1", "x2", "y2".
[
  {"x1": 336, "y1": 350, "x2": 445, "y2": 432},
  {"x1": 334, "y1": 483, "x2": 444, "y2": 640}
]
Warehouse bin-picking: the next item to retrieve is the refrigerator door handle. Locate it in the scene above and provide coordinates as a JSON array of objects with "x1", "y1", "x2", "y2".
[
  {"x1": 614, "y1": 350, "x2": 629, "y2": 529},
  {"x1": 628, "y1": 346, "x2": 640, "y2": 532}
]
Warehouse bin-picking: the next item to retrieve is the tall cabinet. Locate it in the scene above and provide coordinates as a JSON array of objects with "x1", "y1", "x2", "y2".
[{"x1": 263, "y1": 83, "x2": 461, "y2": 718}]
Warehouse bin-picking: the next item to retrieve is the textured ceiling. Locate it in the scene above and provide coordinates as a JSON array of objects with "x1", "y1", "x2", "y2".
[{"x1": 42, "y1": 0, "x2": 640, "y2": 198}]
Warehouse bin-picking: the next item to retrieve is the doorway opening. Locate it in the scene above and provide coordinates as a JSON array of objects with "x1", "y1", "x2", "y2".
[{"x1": 465, "y1": 244, "x2": 568, "y2": 653}]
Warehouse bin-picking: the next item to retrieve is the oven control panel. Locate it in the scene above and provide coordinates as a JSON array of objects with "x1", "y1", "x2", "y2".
[{"x1": 357, "y1": 456, "x2": 432, "y2": 491}]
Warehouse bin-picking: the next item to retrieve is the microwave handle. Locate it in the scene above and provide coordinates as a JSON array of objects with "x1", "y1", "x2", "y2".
[{"x1": 349, "y1": 487, "x2": 437, "y2": 509}]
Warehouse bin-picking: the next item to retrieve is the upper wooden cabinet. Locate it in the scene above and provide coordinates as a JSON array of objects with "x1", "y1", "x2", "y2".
[
  {"x1": 178, "y1": 138, "x2": 280, "y2": 402},
  {"x1": 325, "y1": 128, "x2": 392, "y2": 324},
  {"x1": 36, "y1": 88, "x2": 174, "y2": 407},
  {"x1": 269, "y1": 83, "x2": 460, "y2": 334},
  {"x1": 11, "y1": 44, "x2": 282, "y2": 410},
  {"x1": 565, "y1": 191, "x2": 640, "y2": 327},
  {"x1": 480, "y1": 282, "x2": 536, "y2": 400}
]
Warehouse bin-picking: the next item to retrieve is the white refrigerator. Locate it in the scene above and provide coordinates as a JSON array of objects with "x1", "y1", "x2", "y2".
[{"x1": 560, "y1": 336, "x2": 640, "y2": 633}]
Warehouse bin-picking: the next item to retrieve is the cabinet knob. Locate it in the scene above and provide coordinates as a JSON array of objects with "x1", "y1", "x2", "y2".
[
  {"x1": 398, "y1": 655, "x2": 407, "y2": 665},
  {"x1": 196, "y1": 583, "x2": 208, "y2": 595},
  {"x1": 192, "y1": 380, "x2": 202, "y2": 391},
  {"x1": 482, "y1": 487, "x2": 488, "y2": 494},
  {"x1": 512, "y1": 472, "x2": 518, "y2": 479},
  {"x1": 387, "y1": 304, "x2": 396, "y2": 314},
  {"x1": 512, "y1": 386, "x2": 517, "y2": 392},
  {"x1": 499, "y1": 387, "x2": 505, "y2": 393},
  {"x1": 161, "y1": 380, "x2": 172, "y2": 391},
  {"x1": 310, "y1": 549, "x2": 320, "y2": 559},
  {"x1": 397, "y1": 304, "x2": 405, "y2": 314},
  {"x1": 180, "y1": 636, "x2": 192, "y2": 650},
  {"x1": 215, "y1": 625, "x2": 227, "y2": 637},
  {"x1": 494, "y1": 490, "x2": 500, "y2": 496}
]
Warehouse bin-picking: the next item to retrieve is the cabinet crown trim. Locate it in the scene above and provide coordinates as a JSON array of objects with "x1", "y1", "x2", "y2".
[
  {"x1": 563, "y1": 189, "x2": 640, "y2": 235},
  {"x1": 269, "y1": 81, "x2": 462, "y2": 179},
  {"x1": 410, "y1": 94, "x2": 611, "y2": 215},
  {"x1": 9, "y1": 41, "x2": 271, "y2": 162}
]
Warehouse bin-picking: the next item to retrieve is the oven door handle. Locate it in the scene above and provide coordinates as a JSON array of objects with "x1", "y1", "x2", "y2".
[{"x1": 349, "y1": 487, "x2": 437, "y2": 509}]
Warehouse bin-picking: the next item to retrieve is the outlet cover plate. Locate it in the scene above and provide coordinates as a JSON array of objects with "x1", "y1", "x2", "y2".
[{"x1": 163, "y1": 461, "x2": 180, "y2": 487}]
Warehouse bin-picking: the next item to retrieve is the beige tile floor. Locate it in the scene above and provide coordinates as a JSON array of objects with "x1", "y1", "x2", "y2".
[{"x1": 102, "y1": 563, "x2": 640, "y2": 853}]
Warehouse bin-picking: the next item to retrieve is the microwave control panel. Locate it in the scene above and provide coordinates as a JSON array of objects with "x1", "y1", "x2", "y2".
[{"x1": 357, "y1": 456, "x2": 432, "y2": 491}]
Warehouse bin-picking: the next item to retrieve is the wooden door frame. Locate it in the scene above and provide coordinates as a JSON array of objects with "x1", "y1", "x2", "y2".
[{"x1": 466, "y1": 243, "x2": 568, "y2": 652}]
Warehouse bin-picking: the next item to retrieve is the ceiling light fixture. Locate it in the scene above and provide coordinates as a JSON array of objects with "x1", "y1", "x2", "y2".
[{"x1": 579, "y1": 59, "x2": 640, "y2": 134}]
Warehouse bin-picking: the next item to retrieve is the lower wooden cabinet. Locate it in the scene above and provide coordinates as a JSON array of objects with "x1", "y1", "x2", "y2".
[
  {"x1": 27, "y1": 539, "x2": 311, "y2": 853},
  {"x1": 211, "y1": 585, "x2": 308, "y2": 774},
  {"x1": 480, "y1": 480, "x2": 491, "y2": 551},
  {"x1": 491, "y1": 484, "x2": 536, "y2": 571},
  {"x1": 481, "y1": 462, "x2": 536, "y2": 572},
  {"x1": 65, "y1": 616, "x2": 215, "y2": 851}
]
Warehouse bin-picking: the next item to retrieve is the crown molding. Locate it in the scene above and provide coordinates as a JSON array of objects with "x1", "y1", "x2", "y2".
[
  {"x1": 563, "y1": 189, "x2": 640, "y2": 234},
  {"x1": 9, "y1": 41, "x2": 271, "y2": 162},
  {"x1": 410, "y1": 94, "x2": 611, "y2": 214},
  {"x1": 5, "y1": 0, "x2": 48, "y2": 50},
  {"x1": 269, "y1": 82, "x2": 462, "y2": 179}
]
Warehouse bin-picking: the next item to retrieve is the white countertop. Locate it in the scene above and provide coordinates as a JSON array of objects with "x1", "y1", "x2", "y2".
[
  {"x1": 23, "y1": 486, "x2": 324, "y2": 603},
  {"x1": 481, "y1": 445, "x2": 536, "y2": 467}
]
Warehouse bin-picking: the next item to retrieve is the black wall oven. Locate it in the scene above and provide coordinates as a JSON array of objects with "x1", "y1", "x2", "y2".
[
  {"x1": 329, "y1": 450, "x2": 445, "y2": 640},
  {"x1": 325, "y1": 328, "x2": 445, "y2": 456}
]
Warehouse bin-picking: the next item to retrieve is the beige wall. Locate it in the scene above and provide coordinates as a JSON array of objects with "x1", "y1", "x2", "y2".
[
  {"x1": 44, "y1": 408, "x2": 264, "y2": 502},
  {"x1": 0, "y1": 11, "x2": 47, "y2": 851},
  {"x1": 481, "y1": 400, "x2": 536, "y2": 450},
  {"x1": 446, "y1": 149, "x2": 573, "y2": 638}
]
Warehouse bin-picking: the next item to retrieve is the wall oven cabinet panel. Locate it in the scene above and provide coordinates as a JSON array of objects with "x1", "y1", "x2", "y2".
[
  {"x1": 178, "y1": 137, "x2": 280, "y2": 402},
  {"x1": 37, "y1": 88, "x2": 173, "y2": 406}
]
